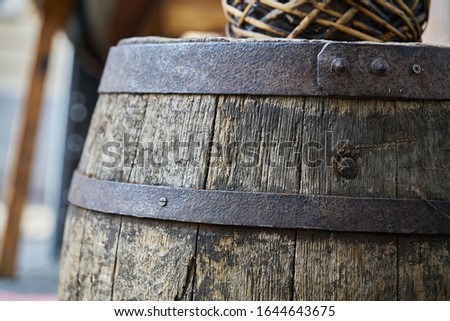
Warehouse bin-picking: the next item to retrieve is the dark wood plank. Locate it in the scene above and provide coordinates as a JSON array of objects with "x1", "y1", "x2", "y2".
[
  {"x1": 60, "y1": 94, "x2": 148, "y2": 300},
  {"x1": 59, "y1": 82, "x2": 449, "y2": 301},
  {"x1": 195, "y1": 225, "x2": 295, "y2": 300},
  {"x1": 112, "y1": 94, "x2": 217, "y2": 300},
  {"x1": 396, "y1": 100, "x2": 450, "y2": 300},
  {"x1": 398, "y1": 235, "x2": 450, "y2": 300},
  {"x1": 295, "y1": 230, "x2": 397, "y2": 300},
  {"x1": 58, "y1": 206, "x2": 87, "y2": 300},
  {"x1": 194, "y1": 95, "x2": 302, "y2": 300},
  {"x1": 294, "y1": 97, "x2": 398, "y2": 300}
]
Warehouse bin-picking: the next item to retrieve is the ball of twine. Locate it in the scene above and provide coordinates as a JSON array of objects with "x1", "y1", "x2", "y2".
[{"x1": 222, "y1": 0, "x2": 430, "y2": 42}]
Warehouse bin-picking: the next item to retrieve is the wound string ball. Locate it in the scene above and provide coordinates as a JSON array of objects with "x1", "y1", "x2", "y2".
[{"x1": 222, "y1": 0, "x2": 430, "y2": 42}]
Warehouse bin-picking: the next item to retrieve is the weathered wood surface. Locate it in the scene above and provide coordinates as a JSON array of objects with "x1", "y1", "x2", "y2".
[
  {"x1": 295, "y1": 98, "x2": 399, "y2": 300},
  {"x1": 59, "y1": 92, "x2": 450, "y2": 300},
  {"x1": 111, "y1": 94, "x2": 217, "y2": 300},
  {"x1": 395, "y1": 101, "x2": 450, "y2": 300},
  {"x1": 60, "y1": 94, "x2": 216, "y2": 300},
  {"x1": 194, "y1": 96, "x2": 299, "y2": 300}
]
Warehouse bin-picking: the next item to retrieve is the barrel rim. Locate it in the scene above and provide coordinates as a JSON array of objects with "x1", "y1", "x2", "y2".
[
  {"x1": 117, "y1": 36, "x2": 449, "y2": 49},
  {"x1": 99, "y1": 37, "x2": 450, "y2": 100}
]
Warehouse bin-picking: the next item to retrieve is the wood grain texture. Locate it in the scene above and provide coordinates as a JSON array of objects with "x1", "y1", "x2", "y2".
[
  {"x1": 194, "y1": 96, "x2": 301, "y2": 300},
  {"x1": 112, "y1": 94, "x2": 217, "y2": 300},
  {"x1": 295, "y1": 97, "x2": 398, "y2": 300},
  {"x1": 395, "y1": 100, "x2": 450, "y2": 201},
  {"x1": 60, "y1": 94, "x2": 148, "y2": 300},
  {"x1": 295, "y1": 230, "x2": 397, "y2": 300},
  {"x1": 396, "y1": 100, "x2": 450, "y2": 300},
  {"x1": 59, "y1": 92, "x2": 449, "y2": 301},
  {"x1": 60, "y1": 94, "x2": 216, "y2": 300},
  {"x1": 112, "y1": 218, "x2": 198, "y2": 300},
  {"x1": 76, "y1": 211, "x2": 121, "y2": 300},
  {"x1": 398, "y1": 235, "x2": 450, "y2": 300},
  {"x1": 58, "y1": 206, "x2": 86, "y2": 300},
  {"x1": 206, "y1": 95, "x2": 304, "y2": 194},
  {"x1": 195, "y1": 225, "x2": 295, "y2": 300}
]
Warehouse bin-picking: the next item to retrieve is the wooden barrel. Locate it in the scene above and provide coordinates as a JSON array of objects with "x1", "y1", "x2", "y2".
[{"x1": 59, "y1": 37, "x2": 450, "y2": 300}]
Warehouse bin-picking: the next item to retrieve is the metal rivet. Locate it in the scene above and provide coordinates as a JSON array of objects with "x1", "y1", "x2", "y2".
[
  {"x1": 371, "y1": 58, "x2": 389, "y2": 76},
  {"x1": 331, "y1": 58, "x2": 348, "y2": 74},
  {"x1": 337, "y1": 157, "x2": 357, "y2": 179},
  {"x1": 159, "y1": 197, "x2": 167, "y2": 207},
  {"x1": 412, "y1": 64, "x2": 422, "y2": 74}
]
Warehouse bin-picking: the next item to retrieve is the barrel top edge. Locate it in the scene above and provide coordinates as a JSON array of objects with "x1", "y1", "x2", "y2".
[
  {"x1": 95, "y1": 91, "x2": 450, "y2": 102},
  {"x1": 100, "y1": 37, "x2": 450, "y2": 100},
  {"x1": 117, "y1": 36, "x2": 450, "y2": 50}
]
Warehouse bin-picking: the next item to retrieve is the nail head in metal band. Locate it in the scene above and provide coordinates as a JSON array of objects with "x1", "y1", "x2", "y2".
[
  {"x1": 69, "y1": 172, "x2": 450, "y2": 235},
  {"x1": 98, "y1": 37, "x2": 450, "y2": 100}
]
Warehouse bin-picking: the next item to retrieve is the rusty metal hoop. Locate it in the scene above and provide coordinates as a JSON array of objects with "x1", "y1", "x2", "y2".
[
  {"x1": 69, "y1": 172, "x2": 450, "y2": 235},
  {"x1": 99, "y1": 37, "x2": 450, "y2": 101}
]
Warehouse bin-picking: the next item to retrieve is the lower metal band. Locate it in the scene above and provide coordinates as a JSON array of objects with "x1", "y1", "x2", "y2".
[{"x1": 68, "y1": 171, "x2": 450, "y2": 235}]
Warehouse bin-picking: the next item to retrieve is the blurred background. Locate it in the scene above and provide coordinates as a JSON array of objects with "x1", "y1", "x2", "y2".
[{"x1": 0, "y1": 0, "x2": 448, "y2": 300}]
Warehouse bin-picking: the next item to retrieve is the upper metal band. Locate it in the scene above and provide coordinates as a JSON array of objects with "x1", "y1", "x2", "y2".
[
  {"x1": 99, "y1": 37, "x2": 450, "y2": 100},
  {"x1": 68, "y1": 172, "x2": 450, "y2": 235}
]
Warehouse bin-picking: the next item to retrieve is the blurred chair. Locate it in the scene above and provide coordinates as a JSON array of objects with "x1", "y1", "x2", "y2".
[
  {"x1": 0, "y1": 0, "x2": 75, "y2": 277},
  {"x1": 1, "y1": 0, "x2": 225, "y2": 276}
]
